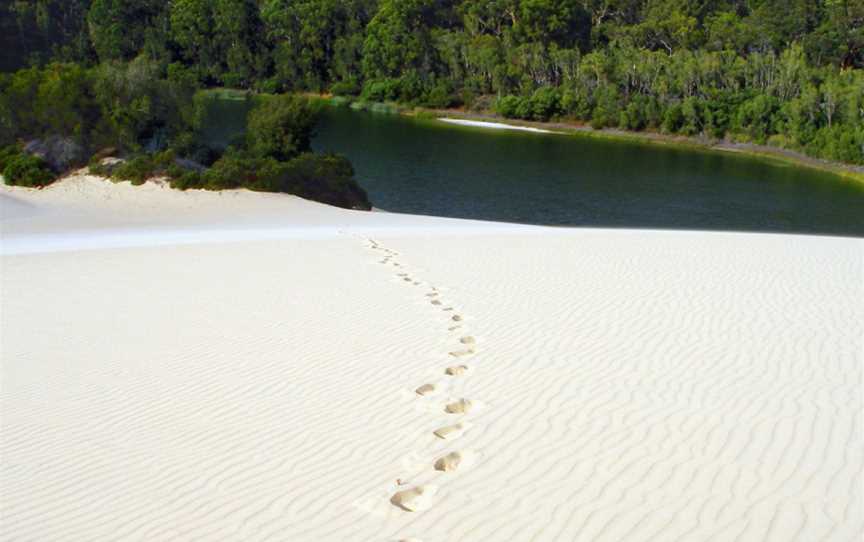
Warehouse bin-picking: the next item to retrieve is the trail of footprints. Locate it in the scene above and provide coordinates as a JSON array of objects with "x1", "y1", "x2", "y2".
[{"x1": 365, "y1": 239, "x2": 484, "y2": 520}]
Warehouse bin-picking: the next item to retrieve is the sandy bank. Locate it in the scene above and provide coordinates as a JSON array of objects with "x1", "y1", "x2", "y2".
[
  {"x1": 410, "y1": 108, "x2": 864, "y2": 184},
  {"x1": 1, "y1": 175, "x2": 862, "y2": 541},
  {"x1": 438, "y1": 118, "x2": 561, "y2": 134}
]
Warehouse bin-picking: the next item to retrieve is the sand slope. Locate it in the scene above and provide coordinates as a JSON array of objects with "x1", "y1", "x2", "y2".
[{"x1": 1, "y1": 176, "x2": 862, "y2": 541}]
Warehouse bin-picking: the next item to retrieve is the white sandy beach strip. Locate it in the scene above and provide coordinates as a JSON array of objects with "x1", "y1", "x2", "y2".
[
  {"x1": 439, "y1": 117, "x2": 560, "y2": 134},
  {"x1": 1, "y1": 176, "x2": 862, "y2": 541}
]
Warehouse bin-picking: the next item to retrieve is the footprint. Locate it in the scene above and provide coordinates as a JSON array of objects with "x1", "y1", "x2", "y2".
[
  {"x1": 403, "y1": 278, "x2": 413, "y2": 282},
  {"x1": 443, "y1": 307, "x2": 454, "y2": 312},
  {"x1": 451, "y1": 315, "x2": 463, "y2": 322},
  {"x1": 426, "y1": 292, "x2": 438, "y2": 298},
  {"x1": 431, "y1": 299, "x2": 442, "y2": 305},
  {"x1": 449, "y1": 348, "x2": 474, "y2": 358},
  {"x1": 434, "y1": 450, "x2": 476, "y2": 472},
  {"x1": 460, "y1": 336, "x2": 475, "y2": 345},
  {"x1": 397, "y1": 273, "x2": 408, "y2": 277},
  {"x1": 444, "y1": 398, "x2": 478, "y2": 414},
  {"x1": 448, "y1": 325, "x2": 461, "y2": 331},
  {"x1": 445, "y1": 365, "x2": 469, "y2": 376},
  {"x1": 433, "y1": 422, "x2": 469, "y2": 440},
  {"x1": 391, "y1": 485, "x2": 437, "y2": 512},
  {"x1": 415, "y1": 383, "x2": 436, "y2": 396}
]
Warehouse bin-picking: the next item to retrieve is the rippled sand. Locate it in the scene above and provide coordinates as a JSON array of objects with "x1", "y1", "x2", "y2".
[{"x1": 1, "y1": 174, "x2": 862, "y2": 541}]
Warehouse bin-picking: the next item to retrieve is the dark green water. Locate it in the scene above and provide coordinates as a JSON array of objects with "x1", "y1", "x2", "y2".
[{"x1": 313, "y1": 107, "x2": 864, "y2": 237}]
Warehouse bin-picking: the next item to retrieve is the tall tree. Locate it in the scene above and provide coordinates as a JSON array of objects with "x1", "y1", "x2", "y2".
[
  {"x1": 87, "y1": 0, "x2": 165, "y2": 62},
  {"x1": 170, "y1": 0, "x2": 264, "y2": 87}
]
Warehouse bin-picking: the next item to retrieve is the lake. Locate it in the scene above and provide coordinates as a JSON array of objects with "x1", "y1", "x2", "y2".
[{"x1": 313, "y1": 107, "x2": 864, "y2": 237}]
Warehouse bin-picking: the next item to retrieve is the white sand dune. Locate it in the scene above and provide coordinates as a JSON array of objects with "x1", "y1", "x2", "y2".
[{"x1": 1, "y1": 174, "x2": 862, "y2": 541}]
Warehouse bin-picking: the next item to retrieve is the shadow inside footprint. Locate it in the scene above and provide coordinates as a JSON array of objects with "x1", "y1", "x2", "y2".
[
  {"x1": 433, "y1": 422, "x2": 468, "y2": 439},
  {"x1": 415, "y1": 383, "x2": 436, "y2": 396},
  {"x1": 449, "y1": 348, "x2": 475, "y2": 358},
  {"x1": 434, "y1": 450, "x2": 476, "y2": 472},
  {"x1": 391, "y1": 485, "x2": 437, "y2": 512},
  {"x1": 444, "y1": 398, "x2": 477, "y2": 414},
  {"x1": 445, "y1": 365, "x2": 469, "y2": 376}
]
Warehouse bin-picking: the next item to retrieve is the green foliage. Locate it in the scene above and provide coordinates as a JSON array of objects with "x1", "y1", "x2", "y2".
[
  {"x1": 2, "y1": 151, "x2": 56, "y2": 187},
  {"x1": 92, "y1": 57, "x2": 196, "y2": 150},
  {"x1": 87, "y1": 0, "x2": 168, "y2": 62},
  {"x1": 33, "y1": 63, "x2": 97, "y2": 142},
  {"x1": 2, "y1": 0, "x2": 863, "y2": 167},
  {"x1": 0, "y1": 0, "x2": 92, "y2": 71},
  {"x1": 528, "y1": 87, "x2": 561, "y2": 121},
  {"x1": 331, "y1": 79, "x2": 360, "y2": 97},
  {"x1": 590, "y1": 86, "x2": 620, "y2": 129},
  {"x1": 262, "y1": 0, "x2": 371, "y2": 91},
  {"x1": 362, "y1": 0, "x2": 440, "y2": 81},
  {"x1": 735, "y1": 95, "x2": 782, "y2": 144},
  {"x1": 0, "y1": 145, "x2": 22, "y2": 171},
  {"x1": 167, "y1": 149, "x2": 370, "y2": 209},
  {"x1": 496, "y1": 96, "x2": 523, "y2": 119},
  {"x1": 662, "y1": 103, "x2": 684, "y2": 134},
  {"x1": 246, "y1": 95, "x2": 320, "y2": 161},
  {"x1": 361, "y1": 78, "x2": 402, "y2": 102},
  {"x1": 108, "y1": 151, "x2": 176, "y2": 185}
]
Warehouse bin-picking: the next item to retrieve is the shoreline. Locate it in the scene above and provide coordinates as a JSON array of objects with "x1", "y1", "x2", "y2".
[
  {"x1": 412, "y1": 108, "x2": 864, "y2": 185},
  {"x1": 312, "y1": 93, "x2": 864, "y2": 185}
]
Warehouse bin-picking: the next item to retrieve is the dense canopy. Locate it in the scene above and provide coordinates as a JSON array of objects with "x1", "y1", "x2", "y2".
[{"x1": 1, "y1": 0, "x2": 862, "y2": 165}]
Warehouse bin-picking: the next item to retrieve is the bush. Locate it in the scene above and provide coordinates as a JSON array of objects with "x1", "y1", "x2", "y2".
[
  {"x1": 528, "y1": 87, "x2": 560, "y2": 121},
  {"x1": 514, "y1": 97, "x2": 534, "y2": 119},
  {"x1": 423, "y1": 82, "x2": 455, "y2": 109},
  {"x1": 560, "y1": 87, "x2": 592, "y2": 121},
  {"x1": 198, "y1": 150, "x2": 371, "y2": 209},
  {"x1": 495, "y1": 95, "x2": 523, "y2": 118},
  {"x1": 274, "y1": 153, "x2": 371, "y2": 210},
  {"x1": 246, "y1": 95, "x2": 320, "y2": 161},
  {"x1": 361, "y1": 78, "x2": 401, "y2": 102},
  {"x1": 809, "y1": 126, "x2": 864, "y2": 165},
  {"x1": 200, "y1": 150, "x2": 264, "y2": 190},
  {"x1": 734, "y1": 95, "x2": 781, "y2": 144},
  {"x1": 0, "y1": 145, "x2": 21, "y2": 171},
  {"x1": 169, "y1": 170, "x2": 204, "y2": 190},
  {"x1": 331, "y1": 79, "x2": 359, "y2": 97},
  {"x1": 620, "y1": 98, "x2": 649, "y2": 131},
  {"x1": 662, "y1": 103, "x2": 684, "y2": 134},
  {"x1": 109, "y1": 150, "x2": 177, "y2": 185},
  {"x1": 171, "y1": 132, "x2": 219, "y2": 166},
  {"x1": 680, "y1": 97, "x2": 703, "y2": 136},
  {"x1": 3, "y1": 152, "x2": 55, "y2": 187},
  {"x1": 591, "y1": 87, "x2": 620, "y2": 129}
]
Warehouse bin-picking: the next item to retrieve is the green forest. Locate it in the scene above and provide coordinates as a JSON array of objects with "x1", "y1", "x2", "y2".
[{"x1": 1, "y1": 0, "x2": 862, "y2": 195}]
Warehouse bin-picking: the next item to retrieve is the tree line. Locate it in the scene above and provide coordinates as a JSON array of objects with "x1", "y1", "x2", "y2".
[{"x1": 1, "y1": 0, "x2": 862, "y2": 165}]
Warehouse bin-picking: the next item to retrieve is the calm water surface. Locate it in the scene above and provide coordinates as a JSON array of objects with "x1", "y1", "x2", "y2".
[{"x1": 313, "y1": 108, "x2": 864, "y2": 237}]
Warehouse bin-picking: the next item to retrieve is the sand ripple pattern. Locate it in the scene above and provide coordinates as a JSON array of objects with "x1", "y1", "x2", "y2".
[{"x1": 1, "y1": 230, "x2": 861, "y2": 541}]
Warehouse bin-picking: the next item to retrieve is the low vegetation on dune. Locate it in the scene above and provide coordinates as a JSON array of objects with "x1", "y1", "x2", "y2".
[{"x1": 0, "y1": 59, "x2": 371, "y2": 210}]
